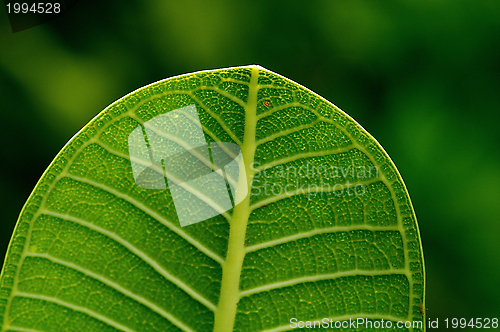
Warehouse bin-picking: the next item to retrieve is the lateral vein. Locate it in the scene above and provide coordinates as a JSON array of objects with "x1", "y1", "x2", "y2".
[
  {"x1": 25, "y1": 252, "x2": 203, "y2": 328},
  {"x1": 249, "y1": 177, "x2": 383, "y2": 211},
  {"x1": 245, "y1": 225, "x2": 402, "y2": 253},
  {"x1": 239, "y1": 269, "x2": 410, "y2": 298},
  {"x1": 63, "y1": 174, "x2": 225, "y2": 265},
  {"x1": 254, "y1": 146, "x2": 356, "y2": 171},
  {"x1": 14, "y1": 292, "x2": 138, "y2": 332},
  {"x1": 40, "y1": 210, "x2": 217, "y2": 313}
]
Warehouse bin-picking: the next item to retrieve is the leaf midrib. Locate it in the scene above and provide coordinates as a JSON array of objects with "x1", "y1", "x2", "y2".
[{"x1": 212, "y1": 66, "x2": 260, "y2": 332}]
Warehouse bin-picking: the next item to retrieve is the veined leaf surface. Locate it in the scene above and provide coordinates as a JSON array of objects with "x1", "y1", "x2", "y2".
[{"x1": 0, "y1": 65, "x2": 425, "y2": 332}]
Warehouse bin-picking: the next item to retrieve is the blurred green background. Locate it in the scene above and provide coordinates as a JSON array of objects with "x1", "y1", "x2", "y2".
[{"x1": 1, "y1": 0, "x2": 499, "y2": 329}]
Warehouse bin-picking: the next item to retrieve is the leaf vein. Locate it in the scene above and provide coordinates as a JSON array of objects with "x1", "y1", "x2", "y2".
[
  {"x1": 249, "y1": 178, "x2": 382, "y2": 211},
  {"x1": 63, "y1": 174, "x2": 225, "y2": 265},
  {"x1": 245, "y1": 225, "x2": 402, "y2": 253},
  {"x1": 239, "y1": 269, "x2": 410, "y2": 298},
  {"x1": 40, "y1": 210, "x2": 217, "y2": 313},
  {"x1": 331, "y1": 122, "x2": 417, "y2": 326},
  {"x1": 186, "y1": 93, "x2": 243, "y2": 146},
  {"x1": 24, "y1": 252, "x2": 202, "y2": 331},
  {"x1": 255, "y1": 119, "x2": 322, "y2": 146},
  {"x1": 14, "y1": 292, "x2": 138, "y2": 332},
  {"x1": 254, "y1": 146, "x2": 355, "y2": 171}
]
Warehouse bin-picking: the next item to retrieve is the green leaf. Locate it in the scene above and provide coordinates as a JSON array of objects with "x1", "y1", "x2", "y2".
[{"x1": 0, "y1": 65, "x2": 425, "y2": 332}]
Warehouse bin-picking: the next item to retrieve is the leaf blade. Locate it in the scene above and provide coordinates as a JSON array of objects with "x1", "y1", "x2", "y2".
[{"x1": 0, "y1": 66, "x2": 425, "y2": 332}]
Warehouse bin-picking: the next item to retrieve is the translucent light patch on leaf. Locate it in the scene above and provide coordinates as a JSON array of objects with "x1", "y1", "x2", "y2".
[{"x1": 128, "y1": 104, "x2": 247, "y2": 227}]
